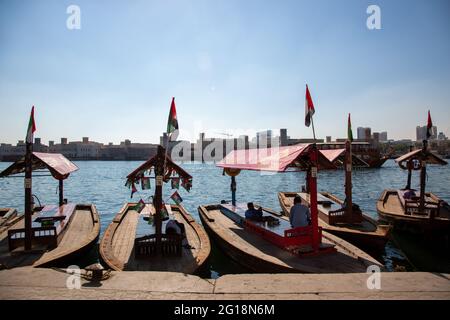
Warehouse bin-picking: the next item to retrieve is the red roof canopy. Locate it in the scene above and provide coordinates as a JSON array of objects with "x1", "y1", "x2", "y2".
[
  {"x1": 0, "y1": 152, "x2": 78, "y2": 180},
  {"x1": 319, "y1": 149, "x2": 345, "y2": 163},
  {"x1": 217, "y1": 144, "x2": 335, "y2": 172}
]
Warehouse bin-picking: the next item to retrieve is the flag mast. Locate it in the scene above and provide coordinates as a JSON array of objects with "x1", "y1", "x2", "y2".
[{"x1": 24, "y1": 106, "x2": 36, "y2": 251}]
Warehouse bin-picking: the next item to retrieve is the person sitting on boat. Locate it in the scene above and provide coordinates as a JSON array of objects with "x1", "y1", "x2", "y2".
[
  {"x1": 289, "y1": 195, "x2": 311, "y2": 228},
  {"x1": 245, "y1": 202, "x2": 264, "y2": 221},
  {"x1": 403, "y1": 189, "x2": 416, "y2": 200},
  {"x1": 165, "y1": 219, "x2": 186, "y2": 238}
]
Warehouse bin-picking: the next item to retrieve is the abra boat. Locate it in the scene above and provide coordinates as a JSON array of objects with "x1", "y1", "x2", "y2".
[
  {"x1": 279, "y1": 140, "x2": 391, "y2": 256},
  {"x1": 377, "y1": 140, "x2": 449, "y2": 234},
  {"x1": 199, "y1": 144, "x2": 382, "y2": 273},
  {"x1": 0, "y1": 151, "x2": 100, "y2": 268},
  {"x1": 100, "y1": 145, "x2": 210, "y2": 273}
]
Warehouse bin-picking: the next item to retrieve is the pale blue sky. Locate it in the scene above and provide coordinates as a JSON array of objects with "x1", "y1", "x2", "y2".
[{"x1": 0, "y1": 0, "x2": 449, "y2": 144}]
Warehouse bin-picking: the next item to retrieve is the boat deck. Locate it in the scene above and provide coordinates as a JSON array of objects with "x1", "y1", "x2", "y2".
[
  {"x1": 377, "y1": 190, "x2": 450, "y2": 222},
  {"x1": 100, "y1": 203, "x2": 210, "y2": 273},
  {"x1": 199, "y1": 204, "x2": 381, "y2": 273},
  {"x1": 0, "y1": 205, "x2": 100, "y2": 268}
]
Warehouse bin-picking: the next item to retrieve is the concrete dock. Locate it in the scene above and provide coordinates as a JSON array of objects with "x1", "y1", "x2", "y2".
[{"x1": 0, "y1": 267, "x2": 449, "y2": 299}]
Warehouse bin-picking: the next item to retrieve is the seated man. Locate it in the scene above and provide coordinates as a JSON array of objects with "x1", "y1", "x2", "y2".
[
  {"x1": 245, "y1": 202, "x2": 264, "y2": 221},
  {"x1": 289, "y1": 195, "x2": 311, "y2": 228},
  {"x1": 165, "y1": 219, "x2": 186, "y2": 238},
  {"x1": 403, "y1": 189, "x2": 416, "y2": 200}
]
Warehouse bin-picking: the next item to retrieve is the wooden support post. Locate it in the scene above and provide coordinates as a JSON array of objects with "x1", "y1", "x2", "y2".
[
  {"x1": 231, "y1": 176, "x2": 236, "y2": 207},
  {"x1": 344, "y1": 140, "x2": 353, "y2": 221},
  {"x1": 153, "y1": 145, "x2": 164, "y2": 251},
  {"x1": 419, "y1": 140, "x2": 428, "y2": 214},
  {"x1": 24, "y1": 142, "x2": 33, "y2": 250},
  {"x1": 59, "y1": 179, "x2": 64, "y2": 207},
  {"x1": 405, "y1": 146, "x2": 413, "y2": 190},
  {"x1": 309, "y1": 144, "x2": 319, "y2": 251}
]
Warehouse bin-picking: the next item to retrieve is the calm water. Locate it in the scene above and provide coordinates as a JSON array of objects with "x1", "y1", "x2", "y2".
[{"x1": 1, "y1": 160, "x2": 449, "y2": 276}]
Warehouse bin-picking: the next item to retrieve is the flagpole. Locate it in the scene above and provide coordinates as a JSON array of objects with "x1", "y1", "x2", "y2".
[{"x1": 311, "y1": 116, "x2": 316, "y2": 141}]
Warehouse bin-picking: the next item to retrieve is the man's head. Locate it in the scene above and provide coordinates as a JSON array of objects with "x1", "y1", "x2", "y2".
[
  {"x1": 294, "y1": 195, "x2": 302, "y2": 205},
  {"x1": 247, "y1": 202, "x2": 255, "y2": 210}
]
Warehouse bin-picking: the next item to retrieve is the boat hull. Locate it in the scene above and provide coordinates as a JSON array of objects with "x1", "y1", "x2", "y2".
[
  {"x1": 100, "y1": 203, "x2": 210, "y2": 273},
  {"x1": 0, "y1": 204, "x2": 100, "y2": 269},
  {"x1": 198, "y1": 204, "x2": 382, "y2": 274},
  {"x1": 376, "y1": 189, "x2": 450, "y2": 235},
  {"x1": 278, "y1": 192, "x2": 390, "y2": 256}
]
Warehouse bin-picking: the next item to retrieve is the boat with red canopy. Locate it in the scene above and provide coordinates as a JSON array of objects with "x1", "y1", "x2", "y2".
[
  {"x1": 100, "y1": 145, "x2": 210, "y2": 273},
  {"x1": 198, "y1": 143, "x2": 381, "y2": 273},
  {"x1": 377, "y1": 140, "x2": 449, "y2": 234},
  {"x1": 279, "y1": 142, "x2": 391, "y2": 256},
  {"x1": 0, "y1": 152, "x2": 100, "y2": 268}
]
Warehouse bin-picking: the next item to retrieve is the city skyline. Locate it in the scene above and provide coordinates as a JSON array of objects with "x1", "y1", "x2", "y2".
[{"x1": 1, "y1": 1, "x2": 450, "y2": 144}]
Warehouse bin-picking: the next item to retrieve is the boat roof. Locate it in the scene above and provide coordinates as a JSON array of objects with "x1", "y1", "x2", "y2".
[
  {"x1": 395, "y1": 149, "x2": 448, "y2": 166},
  {"x1": 0, "y1": 152, "x2": 78, "y2": 180},
  {"x1": 319, "y1": 149, "x2": 345, "y2": 163},
  {"x1": 319, "y1": 149, "x2": 370, "y2": 167},
  {"x1": 127, "y1": 148, "x2": 192, "y2": 180},
  {"x1": 217, "y1": 144, "x2": 335, "y2": 172}
]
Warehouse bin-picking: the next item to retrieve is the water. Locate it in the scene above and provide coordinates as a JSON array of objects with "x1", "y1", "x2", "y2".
[{"x1": 1, "y1": 160, "x2": 449, "y2": 276}]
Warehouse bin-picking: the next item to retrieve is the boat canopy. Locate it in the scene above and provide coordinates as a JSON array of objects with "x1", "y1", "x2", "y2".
[
  {"x1": 217, "y1": 144, "x2": 335, "y2": 172},
  {"x1": 127, "y1": 149, "x2": 192, "y2": 181},
  {"x1": 0, "y1": 152, "x2": 78, "y2": 180},
  {"x1": 395, "y1": 149, "x2": 448, "y2": 168},
  {"x1": 319, "y1": 149, "x2": 369, "y2": 167}
]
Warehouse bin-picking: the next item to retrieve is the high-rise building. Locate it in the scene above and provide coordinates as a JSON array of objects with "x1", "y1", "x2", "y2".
[
  {"x1": 357, "y1": 127, "x2": 365, "y2": 140},
  {"x1": 380, "y1": 132, "x2": 388, "y2": 142},
  {"x1": 416, "y1": 125, "x2": 437, "y2": 141}
]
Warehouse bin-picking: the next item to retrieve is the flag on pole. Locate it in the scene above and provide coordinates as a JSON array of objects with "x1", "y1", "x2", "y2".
[
  {"x1": 171, "y1": 177, "x2": 180, "y2": 189},
  {"x1": 130, "y1": 182, "x2": 137, "y2": 198},
  {"x1": 167, "y1": 97, "x2": 179, "y2": 141},
  {"x1": 26, "y1": 106, "x2": 36, "y2": 143},
  {"x1": 347, "y1": 113, "x2": 353, "y2": 142},
  {"x1": 305, "y1": 85, "x2": 315, "y2": 127},
  {"x1": 170, "y1": 190, "x2": 183, "y2": 205},
  {"x1": 141, "y1": 177, "x2": 151, "y2": 190},
  {"x1": 426, "y1": 110, "x2": 433, "y2": 140}
]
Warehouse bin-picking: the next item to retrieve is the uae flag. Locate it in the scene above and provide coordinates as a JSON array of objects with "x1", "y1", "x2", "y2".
[
  {"x1": 426, "y1": 110, "x2": 433, "y2": 139},
  {"x1": 347, "y1": 113, "x2": 353, "y2": 142},
  {"x1": 26, "y1": 106, "x2": 36, "y2": 143},
  {"x1": 170, "y1": 190, "x2": 183, "y2": 205},
  {"x1": 167, "y1": 97, "x2": 179, "y2": 141},
  {"x1": 305, "y1": 85, "x2": 315, "y2": 127}
]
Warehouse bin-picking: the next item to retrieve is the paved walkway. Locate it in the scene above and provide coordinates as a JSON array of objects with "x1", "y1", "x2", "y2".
[{"x1": 0, "y1": 267, "x2": 449, "y2": 299}]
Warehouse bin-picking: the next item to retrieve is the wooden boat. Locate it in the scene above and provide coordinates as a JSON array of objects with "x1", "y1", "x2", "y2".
[
  {"x1": 199, "y1": 203, "x2": 380, "y2": 273},
  {"x1": 201, "y1": 143, "x2": 382, "y2": 273},
  {"x1": 278, "y1": 140, "x2": 391, "y2": 256},
  {"x1": 0, "y1": 152, "x2": 100, "y2": 268},
  {"x1": 100, "y1": 145, "x2": 210, "y2": 273},
  {"x1": 376, "y1": 140, "x2": 449, "y2": 234}
]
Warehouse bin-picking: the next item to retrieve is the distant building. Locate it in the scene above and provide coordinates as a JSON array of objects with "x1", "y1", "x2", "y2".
[
  {"x1": 379, "y1": 132, "x2": 388, "y2": 142},
  {"x1": 438, "y1": 132, "x2": 448, "y2": 140},
  {"x1": 326, "y1": 136, "x2": 332, "y2": 143},
  {"x1": 357, "y1": 127, "x2": 365, "y2": 140},
  {"x1": 416, "y1": 125, "x2": 437, "y2": 141}
]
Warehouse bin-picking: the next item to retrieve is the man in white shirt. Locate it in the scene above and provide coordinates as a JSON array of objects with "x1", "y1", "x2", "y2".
[{"x1": 289, "y1": 195, "x2": 311, "y2": 228}]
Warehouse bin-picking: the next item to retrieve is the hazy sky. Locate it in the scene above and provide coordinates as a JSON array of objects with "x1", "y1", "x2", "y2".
[{"x1": 1, "y1": 0, "x2": 449, "y2": 144}]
